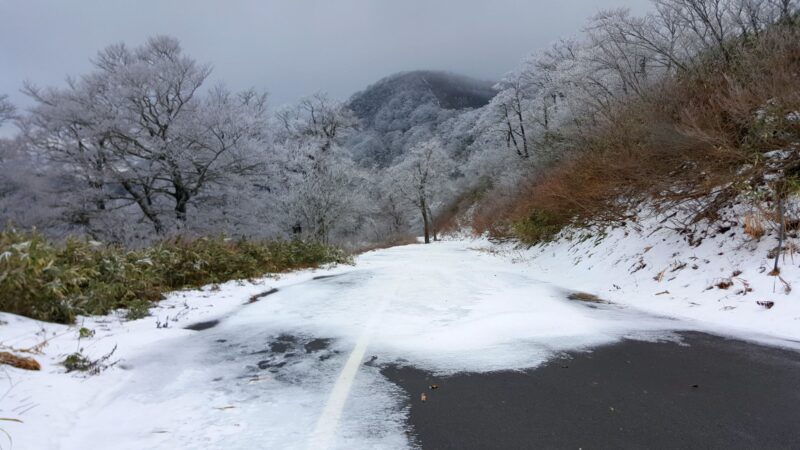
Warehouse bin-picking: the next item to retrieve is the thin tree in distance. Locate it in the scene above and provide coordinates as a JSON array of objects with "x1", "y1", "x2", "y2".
[{"x1": 390, "y1": 139, "x2": 454, "y2": 244}]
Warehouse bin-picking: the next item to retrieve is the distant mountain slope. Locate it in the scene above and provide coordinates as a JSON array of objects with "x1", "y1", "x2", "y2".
[
  {"x1": 347, "y1": 71, "x2": 496, "y2": 167},
  {"x1": 348, "y1": 71, "x2": 496, "y2": 132}
]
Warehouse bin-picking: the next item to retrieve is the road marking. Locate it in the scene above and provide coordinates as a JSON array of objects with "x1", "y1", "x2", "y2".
[{"x1": 307, "y1": 296, "x2": 390, "y2": 450}]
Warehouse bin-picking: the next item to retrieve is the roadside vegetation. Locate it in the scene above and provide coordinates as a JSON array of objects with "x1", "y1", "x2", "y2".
[
  {"x1": 472, "y1": 5, "x2": 800, "y2": 250},
  {"x1": 0, "y1": 229, "x2": 351, "y2": 324}
]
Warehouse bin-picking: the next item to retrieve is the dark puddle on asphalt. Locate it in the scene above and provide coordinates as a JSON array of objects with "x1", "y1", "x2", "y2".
[
  {"x1": 236, "y1": 334, "x2": 341, "y2": 382},
  {"x1": 305, "y1": 338, "x2": 333, "y2": 353},
  {"x1": 363, "y1": 355, "x2": 380, "y2": 367}
]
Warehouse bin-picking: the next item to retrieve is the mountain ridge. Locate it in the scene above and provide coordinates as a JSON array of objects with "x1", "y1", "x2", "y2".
[{"x1": 347, "y1": 70, "x2": 496, "y2": 131}]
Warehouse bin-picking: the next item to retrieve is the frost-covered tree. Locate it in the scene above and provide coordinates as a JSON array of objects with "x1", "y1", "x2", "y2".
[
  {"x1": 290, "y1": 150, "x2": 370, "y2": 244},
  {"x1": 346, "y1": 71, "x2": 495, "y2": 168},
  {"x1": 373, "y1": 175, "x2": 413, "y2": 238},
  {"x1": 0, "y1": 97, "x2": 68, "y2": 234},
  {"x1": 273, "y1": 93, "x2": 369, "y2": 243},
  {"x1": 586, "y1": 7, "x2": 693, "y2": 75},
  {"x1": 489, "y1": 77, "x2": 533, "y2": 159},
  {"x1": 650, "y1": 0, "x2": 796, "y2": 62},
  {"x1": 23, "y1": 36, "x2": 271, "y2": 238},
  {"x1": 0, "y1": 95, "x2": 15, "y2": 125},
  {"x1": 0, "y1": 137, "x2": 63, "y2": 232},
  {"x1": 389, "y1": 139, "x2": 454, "y2": 243},
  {"x1": 276, "y1": 93, "x2": 359, "y2": 154}
]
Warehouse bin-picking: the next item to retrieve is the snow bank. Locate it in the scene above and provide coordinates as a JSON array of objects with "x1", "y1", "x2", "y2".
[{"x1": 479, "y1": 207, "x2": 800, "y2": 346}]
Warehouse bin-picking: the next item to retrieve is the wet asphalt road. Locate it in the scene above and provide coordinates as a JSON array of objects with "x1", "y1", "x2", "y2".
[{"x1": 382, "y1": 332, "x2": 800, "y2": 450}]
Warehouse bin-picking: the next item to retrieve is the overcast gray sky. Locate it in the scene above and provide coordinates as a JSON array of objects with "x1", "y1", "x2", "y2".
[{"x1": 0, "y1": 0, "x2": 651, "y2": 116}]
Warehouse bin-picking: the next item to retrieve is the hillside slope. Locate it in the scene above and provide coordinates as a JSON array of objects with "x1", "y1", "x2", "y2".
[
  {"x1": 476, "y1": 203, "x2": 800, "y2": 342},
  {"x1": 348, "y1": 71, "x2": 495, "y2": 130},
  {"x1": 346, "y1": 71, "x2": 495, "y2": 167}
]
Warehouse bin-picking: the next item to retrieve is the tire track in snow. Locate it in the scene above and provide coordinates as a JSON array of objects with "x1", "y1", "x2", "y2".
[{"x1": 307, "y1": 292, "x2": 392, "y2": 450}]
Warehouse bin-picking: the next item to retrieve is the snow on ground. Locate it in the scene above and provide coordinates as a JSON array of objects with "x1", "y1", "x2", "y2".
[
  {"x1": 476, "y1": 209, "x2": 800, "y2": 346},
  {"x1": 0, "y1": 221, "x2": 798, "y2": 449},
  {"x1": 0, "y1": 265, "x2": 355, "y2": 450}
]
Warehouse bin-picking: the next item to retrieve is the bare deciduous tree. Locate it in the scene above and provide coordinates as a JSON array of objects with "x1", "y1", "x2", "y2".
[
  {"x1": 389, "y1": 139, "x2": 454, "y2": 244},
  {"x1": 274, "y1": 93, "x2": 365, "y2": 243},
  {"x1": 24, "y1": 37, "x2": 270, "y2": 236},
  {"x1": 0, "y1": 95, "x2": 15, "y2": 125}
]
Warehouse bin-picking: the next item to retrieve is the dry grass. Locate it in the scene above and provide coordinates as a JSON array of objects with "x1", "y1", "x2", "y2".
[
  {"x1": 435, "y1": 183, "x2": 490, "y2": 235},
  {"x1": 476, "y1": 24, "x2": 800, "y2": 243},
  {"x1": 0, "y1": 352, "x2": 40, "y2": 371},
  {"x1": 0, "y1": 229, "x2": 352, "y2": 324},
  {"x1": 744, "y1": 212, "x2": 767, "y2": 239},
  {"x1": 567, "y1": 292, "x2": 605, "y2": 303}
]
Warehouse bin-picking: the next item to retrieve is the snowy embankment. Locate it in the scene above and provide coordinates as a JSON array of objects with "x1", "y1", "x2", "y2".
[{"x1": 482, "y1": 208, "x2": 800, "y2": 345}]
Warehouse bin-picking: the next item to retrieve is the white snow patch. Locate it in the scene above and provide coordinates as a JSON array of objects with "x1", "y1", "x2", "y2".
[{"x1": 480, "y1": 207, "x2": 800, "y2": 347}]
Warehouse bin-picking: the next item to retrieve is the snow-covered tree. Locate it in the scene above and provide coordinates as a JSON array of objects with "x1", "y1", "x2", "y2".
[
  {"x1": 290, "y1": 149, "x2": 370, "y2": 243},
  {"x1": 273, "y1": 93, "x2": 369, "y2": 243},
  {"x1": 0, "y1": 136, "x2": 63, "y2": 232},
  {"x1": 0, "y1": 95, "x2": 15, "y2": 125},
  {"x1": 23, "y1": 36, "x2": 271, "y2": 238},
  {"x1": 389, "y1": 139, "x2": 454, "y2": 243}
]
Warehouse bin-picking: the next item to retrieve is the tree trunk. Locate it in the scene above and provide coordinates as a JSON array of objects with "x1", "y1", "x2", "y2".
[
  {"x1": 120, "y1": 180, "x2": 164, "y2": 234},
  {"x1": 317, "y1": 216, "x2": 329, "y2": 244},
  {"x1": 427, "y1": 205, "x2": 438, "y2": 241},
  {"x1": 516, "y1": 106, "x2": 529, "y2": 158},
  {"x1": 175, "y1": 198, "x2": 188, "y2": 223},
  {"x1": 773, "y1": 184, "x2": 786, "y2": 274},
  {"x1": 89, "y1": 180, "x2": 106, "y2": 211},
  {"x1": 420, "y1": 198, "x2": 431, "y2": 244},
  {"x1": 174, "y1": 186, "x2": 190, "y2": 223}
]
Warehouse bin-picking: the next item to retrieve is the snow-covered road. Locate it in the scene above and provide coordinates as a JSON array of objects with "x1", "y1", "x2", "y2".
[
  {"x1": 5, "y1": 240, "x2": 790, "y2": 449},
  {"x1": 27, "y1": 241, "x2": 696, "y2": 449}
]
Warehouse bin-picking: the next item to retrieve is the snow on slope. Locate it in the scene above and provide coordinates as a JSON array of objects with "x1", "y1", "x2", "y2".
[{"x1": 478, "y1": 209, "x2": 800, "y2": 345}]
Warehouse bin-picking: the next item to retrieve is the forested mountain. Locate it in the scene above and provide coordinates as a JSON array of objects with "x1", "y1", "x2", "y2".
[
  {"x1": 347, "y1": 71, "x2": 496, "y2": 167},
  {"x1": 348, "y1": 71, "x2": 496, "y2": 129}
]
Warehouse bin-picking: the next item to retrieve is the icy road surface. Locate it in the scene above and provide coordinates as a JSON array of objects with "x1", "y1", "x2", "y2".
[{"x1": 45, "y1": 242, "x2": 696, "y2": 449}]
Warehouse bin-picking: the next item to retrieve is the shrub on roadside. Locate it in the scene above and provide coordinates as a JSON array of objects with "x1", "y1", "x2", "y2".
[
  {"x1": 511, "y1": 209, "x2": 567, "y2": 245},
  {"x1": 350, "y1": 235, "x2": 419, "y2": 254},
  {"x1": 0, "y1": 229, "x2": 351, "y2": 324}
]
